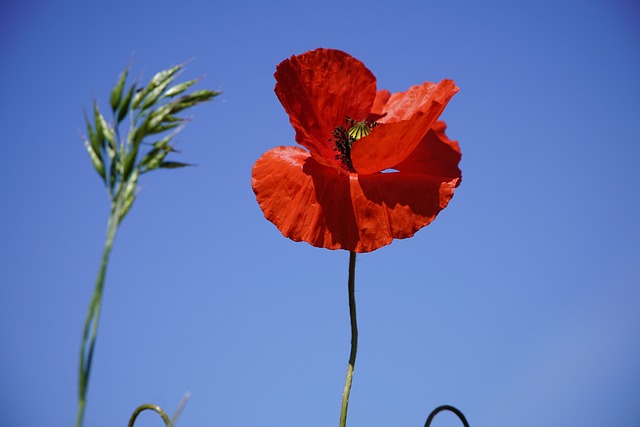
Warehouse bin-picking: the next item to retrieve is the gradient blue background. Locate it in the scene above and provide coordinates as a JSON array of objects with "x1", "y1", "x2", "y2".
[{"x1": 1, "y1": 1, "x2": 639, "y2": 426}]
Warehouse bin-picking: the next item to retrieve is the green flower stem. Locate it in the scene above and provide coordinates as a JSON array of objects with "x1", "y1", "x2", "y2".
[
  {"x1": 76, "y1": 201, "x2": 122, "y2": 427},
  {"x1": 339, "y1": 251, "x2": 358, "y2": 427}
]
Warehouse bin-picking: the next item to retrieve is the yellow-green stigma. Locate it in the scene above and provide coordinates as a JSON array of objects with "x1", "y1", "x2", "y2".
[
  {"x1": 348, "y1": 121, "x2": 371, "y2": 141},
  {"x1": 331, "y1": 116, "x2": 378, "y2": 171}
]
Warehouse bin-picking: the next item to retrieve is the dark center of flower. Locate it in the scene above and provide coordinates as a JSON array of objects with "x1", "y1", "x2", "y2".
[{"x1": 331, "y1": 116, "x2": 378, "y2": 171}]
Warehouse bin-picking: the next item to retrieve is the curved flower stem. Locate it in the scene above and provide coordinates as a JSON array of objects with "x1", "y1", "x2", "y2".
[
  {"x1": 339, "y1": 251, "x2": 358, "y2": 427},
  {"x1": 75, "y1": 204, "x2": 121, "y2": 427},
  {"x1": 424, "y1": 404, "x2": 470, "y2": 427}
]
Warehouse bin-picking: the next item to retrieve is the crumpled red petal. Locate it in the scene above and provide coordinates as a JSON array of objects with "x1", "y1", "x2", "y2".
[
  {"x1": 394, "y1": 121, "x2": 462, "y2": 183},
  {"x1": 350, "y1": 80, "x2": 458, "y2": 174},
  {"x1": 252, "y1": 146, "x2": 459, "y2": 253},
  {"x1": 252, "y1": 146, "x2": 359, "y2": 250},
  {"x1": 377, "y1": 80, "x2": 459, "y2": 123},
  {"x1": 369, "y1": 89, "x2": 391, "y2": 121},
  {"x1": 351, "y1": 172, "x2": 459, "y2": 252},
  {"x1": 274, "y1": 48, "x2": 377, "y2": 168}
]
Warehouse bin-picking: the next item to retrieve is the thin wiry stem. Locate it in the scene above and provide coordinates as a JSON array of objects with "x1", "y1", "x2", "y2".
[
  {"x1": 128, "y1": 404, "x2": 172, "y2": 427},
  {"x1": 339, "y1": 251, "x2": 358, "y2": 427},
  {"x1": 127, "y1": 392, "x2": 190, "y2": 427},
  {"x1": 424, "y1": 404, "x2": 470, "y2": 427}
]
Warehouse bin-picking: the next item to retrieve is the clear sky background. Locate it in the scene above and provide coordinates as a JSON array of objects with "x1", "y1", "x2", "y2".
[{"x1": 1, "y1": 1, "x2": 639, "y2": 426}]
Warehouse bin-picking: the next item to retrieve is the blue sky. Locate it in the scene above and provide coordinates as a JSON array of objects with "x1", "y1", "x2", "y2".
[{"x1": 1, "y1": 1, "x2": 639, "y2": 426}]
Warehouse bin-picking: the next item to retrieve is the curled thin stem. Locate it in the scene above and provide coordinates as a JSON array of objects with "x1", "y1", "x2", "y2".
[
  {"x1": 424, "y1": 404, "x2": 470, "y2": 427},
  {"x1": 128, "y1": 404, "x2": 172, "y2": 427},
  {"x1": 127, "y1": 392, "x2": 190, "y2": 427},
  {"x1": 339, "y1": 251, "x2": 358, "y2": 427}
]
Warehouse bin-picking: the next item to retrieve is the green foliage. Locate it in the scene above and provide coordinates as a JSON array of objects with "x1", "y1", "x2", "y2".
[
  {"x1": 76, "y1": 63, "x2": 217, "y2": 427},
  {"x1": 81, "y1": 62, "x2": 220, "y2": 222}
]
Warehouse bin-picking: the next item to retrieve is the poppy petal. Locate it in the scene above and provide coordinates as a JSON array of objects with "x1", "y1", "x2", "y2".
[
  {"x1": 350, "y1": 80, "x2": 458, "y2": 175},
  {"x1": 377, "y1": 80, "x2": 459, "y2": 123},
  {"x1": 274, "y1": 48, "x2": 377, "y2": 167},
  {"x1": 394, "y1": 121, "x2": 462, "y2": 183},
  {"x1": 369, "y1": 89, "x2": 391, "y2": 121},
  {"x1": 350, "y1": 172, "x2": 459, "y2": 252},
  {"x1": 252, "y1": 146, "x2": 360, "y2": 251},
  {"x1": 252, "y1": 146, "x2": 459, "y2": 253}
]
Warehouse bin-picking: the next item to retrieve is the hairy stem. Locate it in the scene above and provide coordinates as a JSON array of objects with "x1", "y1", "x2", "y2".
[{"x1": 339, "y1": 252, "x2": 358, "y2": 427}]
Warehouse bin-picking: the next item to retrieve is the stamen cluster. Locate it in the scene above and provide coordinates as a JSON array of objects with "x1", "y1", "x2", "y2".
[{"x1": 331, "y1": 116, "x2": 378, "y2": 171}]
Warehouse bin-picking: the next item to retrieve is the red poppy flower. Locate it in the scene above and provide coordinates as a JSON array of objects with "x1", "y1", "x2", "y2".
[{"x1": 252, "y1": 48, "x2": 461, "y2": 253}]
